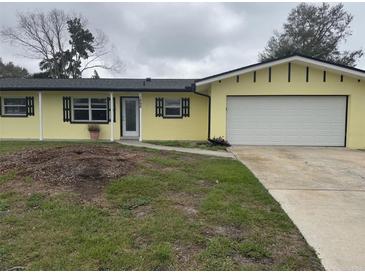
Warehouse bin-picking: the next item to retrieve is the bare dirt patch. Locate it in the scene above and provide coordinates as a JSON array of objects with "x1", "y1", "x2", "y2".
[
  {"x1": 203, "y1": 224, "x2": 248, "y2": 240},
  {"x1": 168, "y1": 191, "x2": 202, "y2": 218},
  {"x1": 0, "y1": 145, "x2": 143, "y2": 201}
]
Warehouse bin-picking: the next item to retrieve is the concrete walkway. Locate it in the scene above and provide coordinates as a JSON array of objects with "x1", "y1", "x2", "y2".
[
  {"x1": 231, "y1": 146, "x2": 365, "y2": 271},
  {"x1": 117, "y1": 140, "x2": 235, "y2": 158}
]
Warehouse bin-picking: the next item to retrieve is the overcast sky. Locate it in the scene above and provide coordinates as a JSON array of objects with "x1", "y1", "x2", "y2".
[{"x1": 0, "y1": 2, "x2": 364, "y2": 78}]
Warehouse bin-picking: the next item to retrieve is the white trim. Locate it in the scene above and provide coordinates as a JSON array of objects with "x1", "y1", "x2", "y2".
[
  {"x1": 196, "y1": 56, "x2": 365, "y2": 86},
  {"x1": 139, "y1": 93, "x2": 142, "y2": 142},
  {"x1": 110, "y1": 92, "x2": 114, "y2": 142},
  {"x1": 38, "y1": 92, "x2": 43, "y2": 141}
]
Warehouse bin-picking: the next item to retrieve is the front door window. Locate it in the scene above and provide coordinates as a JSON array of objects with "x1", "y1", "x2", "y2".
[
  {"x1": 122, "y1": 98, "x2": 139, "y2": 137},
  {"x1": 125, "y1": 100, "x2": 137, "y2": 131}
]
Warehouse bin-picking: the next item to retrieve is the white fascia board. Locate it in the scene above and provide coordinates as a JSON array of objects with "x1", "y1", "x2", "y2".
[
  {"x1": 293, "y1": 56, "x2": 365, "y2": 79},
  {"x1": 196, "y1": 56, "x2": 365, "y2": 86}
]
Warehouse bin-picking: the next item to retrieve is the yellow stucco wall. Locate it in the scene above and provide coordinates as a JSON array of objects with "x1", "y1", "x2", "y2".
[
  {"x1": 43, "y1": 92, "x2": 121, "y2": 140},
  {"x1": 208, "y1": 62, "x2": 365, "y2": 149},
  {"x1": 0, "y1": 91, "x2": 208, "y2": 141},
  {"x1": 141, "y1": 92, "x2": 208, "y2": 140},
  {"x1": 0, "y1": 91, "x2": 121, "y2": 140},
  {"x1": 0, "y1": 92, "x2": 40, "y2": 139}
]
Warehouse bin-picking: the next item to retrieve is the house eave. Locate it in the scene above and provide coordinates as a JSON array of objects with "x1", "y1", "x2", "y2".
[
  {"x1": 195, "y1": 55, "x2": 365, "y2": 86},
  {"x1": 0, "y1": 88, "x2": 195, "y2": 92}
]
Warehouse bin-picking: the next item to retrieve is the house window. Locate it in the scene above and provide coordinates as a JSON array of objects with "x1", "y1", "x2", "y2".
[
  {"x1": 2, "y1": 98, "x2": 27, "y2": 116},
  {"x1": 163, "y1": 98, "x2": 182, "y2": 117},
  {"x1": 72, "y1": 98, "x2": 107, "y2": 122}
]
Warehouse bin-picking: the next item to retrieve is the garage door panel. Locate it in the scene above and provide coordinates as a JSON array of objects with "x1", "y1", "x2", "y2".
[{"x1": 227, "y1": 96, "x2": 346, "y2": 146}]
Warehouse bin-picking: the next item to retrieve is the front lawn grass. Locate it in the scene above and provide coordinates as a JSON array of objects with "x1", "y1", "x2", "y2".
[
  {"x1": 144, "y1": 140, "x2": 228, "y2": 151},
  {"x1": 0, "y1": 141, "x2": 322, "y2": 270}
]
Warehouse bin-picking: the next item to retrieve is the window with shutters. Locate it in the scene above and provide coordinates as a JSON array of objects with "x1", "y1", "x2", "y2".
[
  {"x1": 163, "y1": 98, "x2": 182, "y2": 117},
  {"x1": 155, "y1": 97, "x2": 190, "y2": 118},
  {"x1": 72, "y1": 98, "x2": 108, "y2": 122},
  {"x1": 2, "y1": 97, "x2": 27, "y2": 116}
]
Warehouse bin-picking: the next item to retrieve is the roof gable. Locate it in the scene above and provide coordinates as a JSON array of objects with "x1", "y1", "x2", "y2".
[{"x1": 196, "y1": 55, "x2": 365, "y2": 86}]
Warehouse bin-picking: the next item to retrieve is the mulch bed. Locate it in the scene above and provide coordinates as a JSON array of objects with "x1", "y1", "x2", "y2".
[{"x1": 0, "y1": 145, "x2": 143, "y2": 201}]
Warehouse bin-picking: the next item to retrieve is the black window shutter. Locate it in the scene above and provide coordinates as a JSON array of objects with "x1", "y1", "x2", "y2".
[
  {"x1": 155, "y1": 97, "x2": 164, "y2": 117},
  {"x1": 107, "y1": 97, "x2": 116, "y2": 122},
  {"x1": 182, "y1": 97, "x2": 190, "y2": 117},
  {"x1": 107, "y1": 97, "x2": 110, "y2": 121},
  {"x1": 0, "y1": 96, "x2": 2, "y2": 116},
  {"x1": 26, "y1": 96, "x2": 34, "y2": 116},
  {"x1": 113, "y1": 98, "x2": 116, "y2": 122},
  {"x1": 63, "y1": 96, "x2": 71, "y2": 122}
]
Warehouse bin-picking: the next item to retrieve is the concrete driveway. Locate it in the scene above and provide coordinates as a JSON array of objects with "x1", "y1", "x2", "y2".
[{"x1": 230, "y1": 146, "x2": 365, "y2": 271}]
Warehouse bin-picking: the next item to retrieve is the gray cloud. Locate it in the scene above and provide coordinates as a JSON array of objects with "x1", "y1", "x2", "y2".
[{"x1": 0, "y1": 2, "x2": 364, "y2": 78}]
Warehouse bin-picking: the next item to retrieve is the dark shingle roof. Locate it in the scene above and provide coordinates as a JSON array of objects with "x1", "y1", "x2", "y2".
[{"x1": 0, "y1": 78, "x2": 196, "y2": 92}]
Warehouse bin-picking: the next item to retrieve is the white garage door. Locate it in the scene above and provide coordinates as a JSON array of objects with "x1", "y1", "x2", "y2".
[{"x1": 227, "y1": 96, "x2": 347, "y2": 146}]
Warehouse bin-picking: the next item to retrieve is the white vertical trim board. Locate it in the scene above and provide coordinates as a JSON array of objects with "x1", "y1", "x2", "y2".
[
  {"x1": 110, "y1": 92, "x2": 114, "y2": 142},
  {"x1": 38, "y1": 91, "x2": 43, "y2": 141},
  {"x1": 139, "y1": 93, "x2": 142, "y2": 142}
]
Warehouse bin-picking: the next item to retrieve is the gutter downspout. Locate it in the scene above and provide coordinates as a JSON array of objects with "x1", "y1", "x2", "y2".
[{"x1": 193, "y1": 87, "x2": 211, "y2": 140}]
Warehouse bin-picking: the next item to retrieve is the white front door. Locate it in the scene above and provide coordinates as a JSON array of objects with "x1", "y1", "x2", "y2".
[{"x1": 122, "y1": 97, "x2": 139, "y2": 138}]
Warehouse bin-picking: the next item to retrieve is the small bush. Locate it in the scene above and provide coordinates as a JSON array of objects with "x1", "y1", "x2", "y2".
[{"x1": 208, "y1": 137, "x2": 231, "y2": 147}]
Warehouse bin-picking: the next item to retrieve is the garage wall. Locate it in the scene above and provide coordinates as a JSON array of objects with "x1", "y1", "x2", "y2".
[{"x1": 209, "y1": 63, "x2": 365, "y2": 149}]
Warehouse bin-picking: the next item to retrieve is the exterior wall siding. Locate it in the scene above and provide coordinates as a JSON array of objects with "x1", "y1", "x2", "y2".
[
  {"x1": 0, "y1": 92, "x2": 40, "y2": 139},
  {"x1": 0, "y1": 91, "x2": 208, "y2": 141},
  {"x1": 141, "y1": 92, "x2": 208, "y2": 140},
  {"x1": 209, "y1": 63, "x2": 365, "y2": 149}
]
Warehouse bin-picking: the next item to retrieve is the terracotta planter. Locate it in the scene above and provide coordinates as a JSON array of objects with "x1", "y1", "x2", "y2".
[{"x1": 89, "y1": 131, "x2": 100, "y2": 141}]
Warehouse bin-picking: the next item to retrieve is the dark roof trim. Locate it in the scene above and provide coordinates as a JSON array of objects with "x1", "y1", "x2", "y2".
[
  {"x1": 196, "y1": 54, "x2": 365, "y2": 84},
  {"x1": 0, "y1": 87, "x2": 194, "y2": 92},
  {"x1": 0, "y1": 78, "x2": 196, "y2": 92}
]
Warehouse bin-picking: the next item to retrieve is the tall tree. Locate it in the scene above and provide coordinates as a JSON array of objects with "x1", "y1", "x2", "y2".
[
  {"x1": 1, "y1": 9, "x2": 123, "y2": 78},
  {"x1": 67, "y1": 18, "x2": 95, "y2": 78},
  {"x1": 259, "y1": 3, "x2": 363, "y2": 66},
  {"x1": 0, "y1": 58, "x2": 29, "y2": 78}
]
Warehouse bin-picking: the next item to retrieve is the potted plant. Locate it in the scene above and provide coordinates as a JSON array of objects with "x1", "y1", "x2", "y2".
[{"x1": 88, "y1": 124, "x2": 100, "y2": 140}]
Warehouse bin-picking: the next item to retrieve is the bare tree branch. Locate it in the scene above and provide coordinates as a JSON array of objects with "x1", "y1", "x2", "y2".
[{"x1": 1, "y1": 9, "x2": 124, "y2": 78}]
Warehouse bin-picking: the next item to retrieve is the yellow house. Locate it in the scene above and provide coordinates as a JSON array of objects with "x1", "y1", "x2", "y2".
[{"x1": 1, "y1": 55, "x2": 365, "y2": 148}]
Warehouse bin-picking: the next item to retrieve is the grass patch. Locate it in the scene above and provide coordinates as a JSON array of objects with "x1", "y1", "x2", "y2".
[
  {"x1": 0, "y1": 141, "x2": 323, "y2": 270},
  {"x1": 26, "y1": 193, "x2": 46, "y2": 209},
  {"x1": 144, "y1": 140, "x2": 227, "y2": 151},
  {"x1": 0, "y1": 171, "x2": 17, "y2": 185}
]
